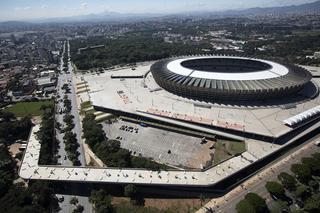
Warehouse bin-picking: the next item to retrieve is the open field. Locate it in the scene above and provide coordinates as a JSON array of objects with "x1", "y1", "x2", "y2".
[
  {"x1": 80, "y1": 101, "x2": 92, "y2": 109},
  {"x1": 5, "y1": 100, "x2": 53, "y2": 117}
]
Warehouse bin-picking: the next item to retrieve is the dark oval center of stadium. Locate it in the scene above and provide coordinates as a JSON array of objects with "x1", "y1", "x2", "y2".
[{"x1": 180, "y1": 58, "x2": 272, "y2": 73}]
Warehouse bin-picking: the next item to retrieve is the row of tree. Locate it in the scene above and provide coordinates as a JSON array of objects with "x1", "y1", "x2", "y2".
[
  {"x1": 236, "y1": 193, "x2": 269, "y2": 213},
  {"x1": 62, "y1": 94, "x2": 80, "y2": 166},
  {"x1": 62, "y1": 84, "x2": 71, "y2": 94},
  {"x1": 37, "y1": 105, "x2": 58, "y2": 165},
  {"x1": 89, "y1": 184, "x2": 154, "y2": 213},
  {"x1": 236, "y1": 151, "x2": 320, "y2": 213},
  {"x1": 268, "y1": 153, "x2": 320, "y2": 212}
]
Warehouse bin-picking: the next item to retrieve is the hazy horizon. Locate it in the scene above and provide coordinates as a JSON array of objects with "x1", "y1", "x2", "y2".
[{"x1": 0, "y1": 0, "x2": 318, "y2": 22}]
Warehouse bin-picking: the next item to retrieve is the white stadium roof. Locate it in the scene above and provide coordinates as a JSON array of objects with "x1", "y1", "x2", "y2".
[{"x1": 166, "y1": 56, "x2": 289, "y2": 81}]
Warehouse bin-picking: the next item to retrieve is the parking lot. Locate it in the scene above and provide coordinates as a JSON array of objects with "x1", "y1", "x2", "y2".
[{"x1": 102, "y1": 120, "x2": 215, "y2": 169}]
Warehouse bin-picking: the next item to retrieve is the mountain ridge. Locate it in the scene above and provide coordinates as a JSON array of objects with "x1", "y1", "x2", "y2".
[{"x1": 1, "y1": 0, "x2": 320, "y2": 24}]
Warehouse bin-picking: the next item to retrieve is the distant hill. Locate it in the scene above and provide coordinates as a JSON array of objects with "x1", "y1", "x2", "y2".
[
  {"x1": 0, "y1": 21, "x2": 31, "y2": 27},
  {"x1": 1, "y1": 1, "x2": 320, "y2": 24},
  {"x1": 29, "y1": 11, "x2": 163, "y2": 23},
  {"x1": 219, "y1": 0, "x2": 320, "y2": 16},
  {"x1": 46, "y1": 0, "x2": 320, "y2": 23}
]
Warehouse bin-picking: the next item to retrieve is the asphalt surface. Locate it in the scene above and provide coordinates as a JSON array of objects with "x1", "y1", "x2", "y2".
[
  {"x1": 199, "y1": 135, "x2": 320, "y2": 213},
  {"x1": 102, "y1": 120, "x2": 211, "y2": 169},
  {"x1": 55, "y1": 41, "x2": 92, "y2": 213}
]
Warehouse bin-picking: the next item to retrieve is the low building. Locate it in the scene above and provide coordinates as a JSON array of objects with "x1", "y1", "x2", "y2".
[
  {"x1": 40, "y1": 70, "x2": 56, "y2": 78},
  {"x1": 11, "y1": 78, "x2": 36, "y2": 97},
  {"x1": 37, "y1": 77, "x2": 57, "y2": 91}
]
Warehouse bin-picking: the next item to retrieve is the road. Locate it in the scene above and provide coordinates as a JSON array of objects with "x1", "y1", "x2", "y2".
[
  {"x1": 56, "y1": 41, "x2": 73, "y2": 167},
  {"x1": 66, "y1": 41, "x2": 86, "y2": 166},
  {"x1": 55, "y1": 40, "x2": 92, "y2": 213},
  {"x1": 198, "y1": 136, "x2": 320, "y2": 213}
]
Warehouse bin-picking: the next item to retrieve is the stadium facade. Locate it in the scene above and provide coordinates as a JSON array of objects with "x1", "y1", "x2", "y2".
[{"x1": 151, "y1": 56, "x2": 312, "y2": 101}]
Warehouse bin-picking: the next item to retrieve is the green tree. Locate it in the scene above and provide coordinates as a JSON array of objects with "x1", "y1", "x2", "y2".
[
  {"x1": 265, "y1": 181, "x2": 285, "y2": 197},
  {"x1": 89, "y1": 189, "x2": 114, "y2": 213},
  {"x1": 302, "y1": 157, "x2": 320, "y2": 176},
  {"x1": 291, "y1": 163, "x2": 312, "y2": 184},
  {"x1": 278, "y1": 172, "x2": 297, "y2": 191},
  {"x1": 304, "y1": 193, "x2": 320, "y2": 212},
  {"x1": 308, "y1": 180, "x2": 319, "y2": 191},
  {"x1": 294, "y1": 185, "x2": 311, "y2": 201},
  {"x1": 0, "y1": 110, "x2": 15, "y2": 122},
  {"x1": 82, "y1": 113, "x2": 105, "y2": 148},
  {"x1": 37, "y1": 106, "x2": 56, "y2": 165},
  {"x1": 312, "y1": 153, "x2": 320, "y2": 161},
  {"x1": 236, "y1": 199, "x2": 255, "y2": 213},
  {"x1": 124, "y1": 184, "x2": 138, "y2": 200},
  {"x1": 245, "y1": 193, "x2": 269, "y2": 213}
]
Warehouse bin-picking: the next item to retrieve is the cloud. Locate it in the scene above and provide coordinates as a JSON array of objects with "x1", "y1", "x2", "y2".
[{"x1": 80, "y1": 2, "x2": 88, "y2": 10}]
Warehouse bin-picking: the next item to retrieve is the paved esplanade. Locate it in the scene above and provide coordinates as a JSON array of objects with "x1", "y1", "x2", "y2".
[
  {"x1": 20, "y1": 125, "x2": 258, "y2": 186},
  {"x1": 19, "y1": 119, "x2": 319, "y2": 187}
]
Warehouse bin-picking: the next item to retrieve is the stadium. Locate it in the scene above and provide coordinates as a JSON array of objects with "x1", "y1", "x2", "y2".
[
  {"x1": 150, "y1": 56, "x2": 312, "y2": 101},
  {"x1": 19, "y1": 55, "x2": 320, "y2": 197},
  {"x1": 68, "y1": 55, "x2": 320, "y2": 194}
]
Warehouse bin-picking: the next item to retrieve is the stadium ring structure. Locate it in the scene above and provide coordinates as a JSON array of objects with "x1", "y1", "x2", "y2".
[{"x1": 150, "y1": 56, "x2": 312, "y2": 101}]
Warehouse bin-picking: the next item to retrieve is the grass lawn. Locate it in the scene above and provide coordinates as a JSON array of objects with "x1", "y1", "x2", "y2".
[
  {"x1": 80, "y1": 101, "x2": 92, "y2": 110},
  {"x1": 6, "y1": 100, "x2": 53, "y2": 117},
  {"x1": 213, "y1": 140, "x2": 246, "y2": 165},
  {"x1": 80, "y1": 101, "x2": 94, "y2": 115}
]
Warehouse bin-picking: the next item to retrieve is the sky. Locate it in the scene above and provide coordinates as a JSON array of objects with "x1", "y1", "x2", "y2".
[{"x1": 0, "y1": 0, "x2": 317, "y2": 21}]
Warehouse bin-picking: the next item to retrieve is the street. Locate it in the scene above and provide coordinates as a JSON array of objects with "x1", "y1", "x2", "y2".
[
  {"x1": 198, "y1": 136, "x2": 320, "y2": 213},
  {"x1": 55, "y1": 40, "x2": 92, "y2": 213}
]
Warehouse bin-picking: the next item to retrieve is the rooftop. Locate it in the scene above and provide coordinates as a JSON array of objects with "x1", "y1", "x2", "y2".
[{"x1": 166, "y1": 56, "x2": 289, "y2": 80}]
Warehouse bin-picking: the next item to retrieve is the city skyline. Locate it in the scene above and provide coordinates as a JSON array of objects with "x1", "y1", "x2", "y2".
[{"x1": 0, "y1": 0, "x2": 317, "y2": 21}]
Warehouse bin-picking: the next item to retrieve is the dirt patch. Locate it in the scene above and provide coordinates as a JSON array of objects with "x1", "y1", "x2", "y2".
[
  {"x1": 112, "y1": 197, "x2": 207, "y2": 212},
  {"x1": 144, "y1": 198, "x2": 205, "y2": 212},
  {"x1": 112, "y1": 196, "x2": 129, "y2": 205},
  {"x1": 8, "y1": 143, "x2": 22, "y2": 157},
  {"x1": 186, "y1": 140, "x2": 215, "y2": 169}
]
